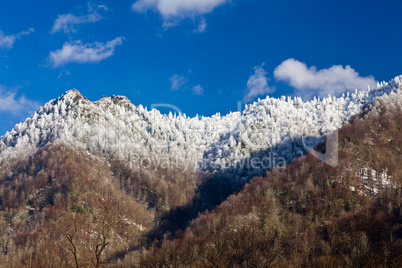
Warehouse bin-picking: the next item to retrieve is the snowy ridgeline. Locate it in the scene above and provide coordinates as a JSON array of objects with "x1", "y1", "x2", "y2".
[{"x1": 0, "y1": 75, "x2": 401, "y2": 177}]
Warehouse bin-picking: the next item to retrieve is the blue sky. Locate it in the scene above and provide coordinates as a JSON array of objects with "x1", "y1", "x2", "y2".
[{"x1": 0, "y1": 0, "x2": 401, "y2": 135}]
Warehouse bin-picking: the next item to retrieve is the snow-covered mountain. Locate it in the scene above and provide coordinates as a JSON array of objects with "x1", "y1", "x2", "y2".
[{"x1": 1, "y1": 76, "x2": 401, "y2": 178}]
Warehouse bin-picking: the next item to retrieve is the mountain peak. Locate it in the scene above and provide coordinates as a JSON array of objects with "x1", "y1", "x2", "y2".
[
  {"x1": 64, "y1": 88, "x2": 81, "y2": 96},
  {"x1": 61, "y1": 89, "x2": 87, "y2": 102},
  {"x1": 95, "y1": 94, "x2": 133, "y2": 108}
]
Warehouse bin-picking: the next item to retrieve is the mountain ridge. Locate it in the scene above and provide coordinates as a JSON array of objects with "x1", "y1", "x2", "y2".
[
  {"x1": 0, "y1": 76, "x2": 401, "y2": 267},
  {"x1": 1, "y1": 75, "x2": 401, "y2": 178}
]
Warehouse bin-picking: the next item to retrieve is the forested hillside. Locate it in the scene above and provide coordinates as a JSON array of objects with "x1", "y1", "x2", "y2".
[
  {"x1": 1, "y1": 77, "x2": 400, "y2": 180},
  {"x1": 129, "y1": 86, "x2": 402, "y2": 267},
  {"x1": 0, "y1": 78, "x2": 400, "y2": 267}
]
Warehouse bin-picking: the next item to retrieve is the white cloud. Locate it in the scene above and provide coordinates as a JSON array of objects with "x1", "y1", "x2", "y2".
[
  {"x1": 274, "y1": 58, "x2": 377, "y2": 99},
  {"x1": 132, "y1": 0, "x2": 227, "y2": 30},
  {"x1": 50, "y1": 4, "x2": 107, "y2": 34},
  {"x1": 94, "y1": 4, "x2": 109, "y2": 11},
  {"x1": 0, "y1": 85, "x2": 40, "y2": 114},
  {"x1": 193, "y1": 18, "x2": 207, "y2": 33},
  {"x1": 243, "y1": 64, "x2": 273, "y2": 102},
  {"x1": 132, "y1": 0, "x2": 227, "y2": 17},
  {"x1": 49, "y1": 37, "x2": 124, "y2": 67},
  {"x1": 57, "y1": 70, "x2": 71, "y2": 79},
  {"x1": 0, "y1": 28, "x2": 34, "y2": 50},
  {"x1": 193, "y1": 84, "x2": 203, "y2": 95},
  {"x1": 170, "y1": 74, "x2": 188, "y2": 90}
]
